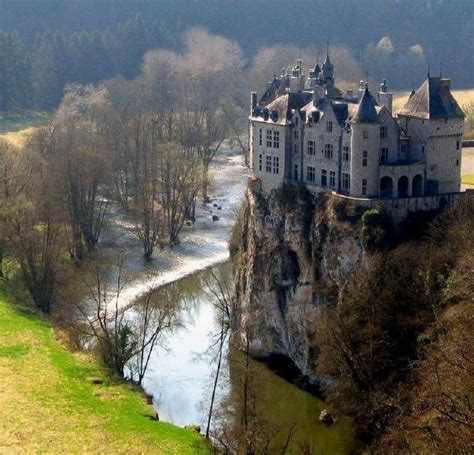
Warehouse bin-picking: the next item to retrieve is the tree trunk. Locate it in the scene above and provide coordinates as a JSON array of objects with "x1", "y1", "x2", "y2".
[{"x1": 202, "y1": 163, "x2": 210, "y2": 202}]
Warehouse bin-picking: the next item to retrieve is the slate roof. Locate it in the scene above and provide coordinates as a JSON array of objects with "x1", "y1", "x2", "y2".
[
  {"x1": 258, "y1": 77, "x2": 289, "y2": 106},
  {"x1": 351, "y1": 86, "x2": 379, "y2": 123},
  {"x1": 252, "y1": 92, "x2": 312, "y2": 125},
  {"x1": 398, "y1": 77, "x2": 465, "y2": 119}
]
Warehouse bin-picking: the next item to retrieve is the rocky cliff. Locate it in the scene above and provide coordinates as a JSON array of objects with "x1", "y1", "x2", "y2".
[{"x1": 231, "y1": 179, "x2": 367, "y2": 379}]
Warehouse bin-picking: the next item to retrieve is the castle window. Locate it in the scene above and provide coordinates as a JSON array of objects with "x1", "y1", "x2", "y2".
[
  {"x1": 273, "y1": 131, "x2": 280, "y2": 148},
  {"x1": 362, "y1": 150, "x2": 368, "y2": 167},
  {"x1": 380, "y1": 148, "x2": 388, "y2": 164},
  {"x1": 295, "y1": 143, "x2": 299, "y2": 153},
  {"x1": 266, "y1": 130, "x2": 272, "y2": 147},
  {"x1": 294, "y1": 130, "x2": 299, "y2": 140},
  {"x1": 421, "y1": 146, "x2": 425, "y2": 154},
  {"x1": 329, "y1": 170, "x2": 336, "y2": 188},
  {"x1": 307, "y1": 140, "x2": 316, "y2": 155},
  {"x1": 401, "y1": 143, "x2": 408, "y2": 154},
  {"x1": 343, "y1": 146, "x2": 350, "y2": 162},
  {"x1": 362, "y1": 179, "x2": 367, "y2": 195},
  {"x1": 456, "y1": 159, "x2": 459, "y2": 166},
  {"x1": 456, "y1": 140, "x2": 460, "y2": 150},
  {"x1": 259, "y1": 129, "x2": 263, "y2": 146},
  {"x1": 342, "y1": 173, "x2": 350, "y2": 192},
  {"x1": 321, "y1": 169, "x2": 327, "y2": 186},
  {"x1": 306, "y1": 166, "x2": 316, "y2": 183},
  {"x1": 380, "y1": 126, "x2": 387, "y2": 139},
  {"x1": 294, "y1": 164, "x2": 299, "y2": 180},
  {"x1": 258, "y1": 154, "x2": 263, "y2": 171},
  {"x1": 363, "y1": 130, "x2": 368, "y2": 139},
  {"x1": 326, "y1": 121, "x2": 333, "y2": 133},
  {"x1": 266, "y1": 155, "x2": 272, "y2": 173},
  {"x1": 273, "y1": 156, "x2": 279, "y2": 174},
  {"x1": 324, "y1": 144, "x2": 333, "y2": 159}
]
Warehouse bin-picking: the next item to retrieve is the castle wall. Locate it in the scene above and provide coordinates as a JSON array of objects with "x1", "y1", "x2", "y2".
[
  {"x1": 302, "y1": 106, "x2": 341, "y2": 189},
  {"x1": 250, "y1": 121, "x2": 288, "y2": 192}
]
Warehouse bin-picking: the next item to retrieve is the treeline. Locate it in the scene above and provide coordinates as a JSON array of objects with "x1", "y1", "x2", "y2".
[
  {"x1": 315, "y1": 201, "x2": 474, "y2": 452},
  {"x1": 0, "y1": 14, "x2": 170, "y2": 111},
  {"x1": 1, "y1": 0, "x2": 473, "y2": 112},
  {"x1": 0, "y1": 29, "x2": 244, "y2": 313}
]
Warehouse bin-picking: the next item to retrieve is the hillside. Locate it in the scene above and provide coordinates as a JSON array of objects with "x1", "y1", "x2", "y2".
[{"x1": 0, "y1": 287, "x2": 208, "y2": 454}]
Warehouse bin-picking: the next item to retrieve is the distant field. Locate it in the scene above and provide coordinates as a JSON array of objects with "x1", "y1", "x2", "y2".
[
  {"x1": 0, "y1": 113, "x2": 50, "y2": 147},
  {"x1": 393, "y1": 88, "x2": 474, "y2": 113}
]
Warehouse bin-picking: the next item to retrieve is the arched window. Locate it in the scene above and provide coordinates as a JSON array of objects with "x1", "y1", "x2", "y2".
[
  {"x1": 380, "y1": 176, "x2": 393, "y2": 198},
  {"x1": 412, "y1": 175, "x2": 423, "y2": 196},
  {"x1": 398, "y1": 176, "x2": 409, "y2": 197}
]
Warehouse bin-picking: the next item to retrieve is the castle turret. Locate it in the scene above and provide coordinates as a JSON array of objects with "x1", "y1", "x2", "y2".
[
  {"x1": 322, "y1": 46, "x2": 334, "y2": 84},
  {"x1": 349, "y1": 85, "x2": 380, "y2": 197},
  {"x1": 289, "y1": 59, "x2": 305, "y2": 93},
  {"x1": 377, "y1": 78, "x2": 393, "y2": 114},
  {"x1": 306, "y1": 60, "x2": 322, "y2": 89},
  {"x1": 398, "y1": 76, "x2": 465, "y2": 194}
]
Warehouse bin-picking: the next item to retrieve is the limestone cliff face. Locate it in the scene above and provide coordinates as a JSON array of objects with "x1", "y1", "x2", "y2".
[{"x1": 232, "y1": 180, "x2": 366, "y2": 378}]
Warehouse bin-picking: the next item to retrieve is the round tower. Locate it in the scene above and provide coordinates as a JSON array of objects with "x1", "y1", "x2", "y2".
[{"x1": 349, "y1": 85, "x2": 381, "y2": 197}]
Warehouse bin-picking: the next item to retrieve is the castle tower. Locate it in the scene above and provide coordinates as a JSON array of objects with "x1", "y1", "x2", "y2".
[
  {"x1": 377, "y1": 78, "x2": 393, "y2": 114},
  {"x1": 349, "y1": 85, "x2": 380, "y2": 197},
  {"x1": 398, "y1": 77, "x2": 465, "y2": 194}
]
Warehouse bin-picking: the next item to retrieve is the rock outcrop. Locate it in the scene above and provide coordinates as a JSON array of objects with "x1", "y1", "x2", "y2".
[{"x1": 232, "y1": 179, "x2": 366, "y2": 379}]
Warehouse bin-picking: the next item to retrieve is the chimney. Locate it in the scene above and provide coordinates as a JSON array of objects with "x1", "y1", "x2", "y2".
[{"x1": 251, "y1": 92, "x2": 257, "y2": 115}]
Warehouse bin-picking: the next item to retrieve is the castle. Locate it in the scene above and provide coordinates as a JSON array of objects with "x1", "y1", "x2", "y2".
[{"x1": 248, "y1": 51, "x2": 465, "y2": 202}]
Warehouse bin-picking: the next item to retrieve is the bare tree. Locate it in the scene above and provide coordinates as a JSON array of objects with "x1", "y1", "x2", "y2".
[
  {"x1": 128, "y1": 281, "x2": 182, "y2": 385},
  {"x1": 127, "y1": 115, "x2": 163, "y2": 260},
  {"x1": 160, "y1": 143, "x2": 202, "y2": 244},
  {"x1": 1, "y1": 147, "x2": 64, "y2": 313},
  {"x1": 203, "y1": 268, "x2": 233, "y2": 439}
]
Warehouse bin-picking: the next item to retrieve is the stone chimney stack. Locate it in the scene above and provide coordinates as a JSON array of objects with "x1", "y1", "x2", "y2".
[
  {"x1": 251, "y1": 92, "x2": 257, "y2": 114},
  {"x1": 377, "y1": 78, "x2": 393, "y2": 114}
]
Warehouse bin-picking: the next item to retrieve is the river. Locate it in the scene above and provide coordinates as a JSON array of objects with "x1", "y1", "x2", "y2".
[
  {"x1": 97, "y1": 147, "x2": 354, "y2": 452},
  {"x1": 136, "y1": 266, "x2": 355, "y2": 453}
]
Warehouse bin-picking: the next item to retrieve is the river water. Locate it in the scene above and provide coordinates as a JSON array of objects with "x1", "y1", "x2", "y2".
[
  {"x1": 97, "y1": 147, "x2": 354, "y2": 452},
  {"x1": 136, "y1": 266, "x2": 354, "y2": 453}
]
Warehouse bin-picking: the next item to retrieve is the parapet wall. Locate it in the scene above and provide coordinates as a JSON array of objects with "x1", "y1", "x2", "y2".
[
  {"x1": 335, "y1": 190, "x2": 474, "y2": 224},
  {"x1": 249, "y1": 176, "x2": 474, "y2": 225}
]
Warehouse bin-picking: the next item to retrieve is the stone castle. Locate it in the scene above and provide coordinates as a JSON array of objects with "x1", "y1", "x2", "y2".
[{"x1": 248, "y1": 51, "x2": 465, "y2": 202}]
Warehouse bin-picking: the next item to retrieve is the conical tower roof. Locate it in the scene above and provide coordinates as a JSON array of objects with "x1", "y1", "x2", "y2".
[
  {"x1": 351, "y1": 85, "x2": 378, "y2": 123},
  {"x1": 399, "y1": 77, "x2": 464, "y2": 119}
]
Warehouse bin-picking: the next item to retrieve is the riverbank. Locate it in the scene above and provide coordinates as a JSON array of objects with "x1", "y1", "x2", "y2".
[{"x1": 0, "y1": 285, "x2": 208, "y2": 454}]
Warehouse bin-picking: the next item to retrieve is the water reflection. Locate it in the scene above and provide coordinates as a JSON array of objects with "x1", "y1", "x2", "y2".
[{"x1": 133, "y1": 265, "x2": 355, "y2": 453}]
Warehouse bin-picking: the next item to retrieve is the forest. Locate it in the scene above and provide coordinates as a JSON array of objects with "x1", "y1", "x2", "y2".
[{"x1": 0, "y1": 0, "x2": 473, "y2": 112}]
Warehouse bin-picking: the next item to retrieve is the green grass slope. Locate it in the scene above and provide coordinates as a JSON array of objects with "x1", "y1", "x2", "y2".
[{"x1": 0, "y1": 287, "x2": 208, "y2": 454}]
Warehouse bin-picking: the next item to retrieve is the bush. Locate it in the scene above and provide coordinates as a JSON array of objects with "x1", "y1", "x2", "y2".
[{"x1": 361, "y1": 208, "x2": 395, "y2": 252}]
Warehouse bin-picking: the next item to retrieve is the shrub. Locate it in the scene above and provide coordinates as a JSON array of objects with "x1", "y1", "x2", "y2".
[{"x1": 361, "y1": 208, "x2": 395, "y2": 252}]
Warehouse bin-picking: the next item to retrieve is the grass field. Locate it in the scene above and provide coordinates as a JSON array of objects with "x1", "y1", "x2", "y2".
[
  {"x1": 462, "y1": 174, "x2": 474, "y2": 185},
  {"x1": 0, "y1": 113, "x2": 50, "y2": 147},
  {"x1": 0, "y1": 286, "x2": 208, "y2": 454}
]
